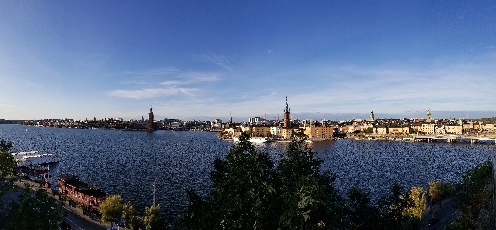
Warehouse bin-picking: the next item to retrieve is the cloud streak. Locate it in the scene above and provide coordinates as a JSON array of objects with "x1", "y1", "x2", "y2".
[
  {"x1": 194, "y1": 54, "x2": 232, "y2": 71},
  {"x1": 107, "y1": 87, "x2": 198, "y2": 99},
  {"x1": 107, "y1": 68, "x2": 221, "y2": 99}
]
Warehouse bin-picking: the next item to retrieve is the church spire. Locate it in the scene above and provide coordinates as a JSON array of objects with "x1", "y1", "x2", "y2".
[{"x1": 427, "y1": 107, "x2": 432, "y2": 122}]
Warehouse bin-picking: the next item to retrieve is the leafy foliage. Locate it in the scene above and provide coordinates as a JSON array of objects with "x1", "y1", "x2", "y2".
[
  {"x1": 6, "y1": 188, "x2": 63, "y2": 230},
  {"x1": 428, "y1": 180, "x2": 454, "y2": 206},
  {"x1": 344, "y1": 186, "x2": 381, "y2": 230},
  {"x1": 98, "y1": 194, "x2": 124, "y2": 224},
  {"x1": 403, "y1": 187, "x2": 426, "y2": 218},
  {"x1": 122, "y1": 201, "x2": 141, "y2": 230},
  {"x1": 143, "y1": 204, "x2": 167, "y2": 230},
  {"x1": 0, "y1": 139, "x2": 16, "y2": 179},
  {"x1": 377, "y1": 183, "x2": 420, "y2": 230},
  {"x1": 448, "y1": 161, "x2": 493, "y2": 229},
  {"x1": 177, "y1": 132, "x2": 427, "y2": 229},
  {"x1": 276, "y1": 139, "x2": 339, "y2": 229},
  {"x1": 178, "y1": 132, "x2": 342, "y2": 229}
]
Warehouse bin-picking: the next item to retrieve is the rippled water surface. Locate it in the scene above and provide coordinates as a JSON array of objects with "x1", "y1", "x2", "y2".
[{"x1": 1, "y1": 125, "x2": 495, "y2": 222}]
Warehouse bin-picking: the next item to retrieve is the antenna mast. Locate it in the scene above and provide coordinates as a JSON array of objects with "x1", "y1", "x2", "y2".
[{"x1": 152, "y1": 179, "x2": 156, "y2": 206}]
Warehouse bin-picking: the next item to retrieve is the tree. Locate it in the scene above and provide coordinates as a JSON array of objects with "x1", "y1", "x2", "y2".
[
  {"x1": 6, "y1": 188, "x2": 64, "y2": 230},
  {"x1": 448, "y1": 161, "x2": 493, "y2": 229},
  {"x1": 276, "y1": 139, "x2": 340, "y2": 229},
  {"x1": 143, "y1": 204, "x2": 167, "y2": 230},
  {"x1": 98, "y1": 194, "x2": 124, "y2": 225},
  {"x1": 0, "y1": 139, "x2": 16, "y2": 179},
  {"x1": 177, "y1": 132, "x2": 342, "y2": 229},
  {"x1": 122, "y1": 202, "x2": 141, "y2": 230},
  {"x1": 344, "y1": 186, "x2": 381, "y2": 230},
  {"x1": 377, "y1": 183, "x2": 419, "y2": 230},
  {"x1": 177, "y1": 132, "x2": 278, "y2": 229},
  {"x1": 428, "y1": 180, "x2": 454, "y2": 206},
  {"x1": 403, "y1": 187, "x2": 426, "y2": 218}
]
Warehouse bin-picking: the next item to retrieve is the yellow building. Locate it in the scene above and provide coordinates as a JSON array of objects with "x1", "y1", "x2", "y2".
[
  {"x1": 374, "y1": 125, "x2": 388, "y2": 135},
  {"x1": 304, "y1": 126, "x2": 334, "y2": 139},
  {"x1": 388, "y1": 125, "x2": 410, "y2": 135},
  {"x1": 280, "y1": 128, "x2": 294, "y2": 139},
  {"x1": 444, "y1": 124, "x2": 463, "y2": 135},
  {"x1": 421, "y1": 123, "x2": 435, "y2": 134},
  {"x1": 251, "y1": 126, "x2": 271, "y2": 137}
]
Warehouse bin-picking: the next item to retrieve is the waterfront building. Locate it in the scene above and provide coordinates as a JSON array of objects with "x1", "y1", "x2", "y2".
[
  {"x1": 421, "y1": 123, "x2": 436, "y2": 134},
  {"x1": 270, "y1": 126, "x2": 281, "y2": 137},
  {"x1": 374, "y1": 125, "x2": 388, "y2": 135},
  {"x1": 483, "y1": 123, "x2": 496, "y2": 132},
  {"x1": 252, "y1": 126, "x2": 271, "y2": 137},
  {"x1": 303, "y1": 125, "x2": 334, "y2": 139},
  {"x1": 280, "y1": 128, "x2": 294, "y2": 139},
  {"x1": 410, "y1": 122, "x2": 422, "y2": 134},
  {"x1": 444, "y1": 123, "x2": 463, "y2": 135},
  {"x1": 388, "y1": 124, "x2": 410, "y2": 135}
]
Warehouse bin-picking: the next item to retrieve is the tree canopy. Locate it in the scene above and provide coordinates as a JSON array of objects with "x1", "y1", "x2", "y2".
[
  {"x1": 177, "y1": 132, "x2": 425, "y2": 229},
  {"x1": 0, "y1": 139, "x2": 16, "y2": 179},
  {"x1": 98, "y1": 194, "x2": 124, "y2": 224},
  {"x1": 6, "y1": 188, "x2": 63, "y2": 230},
  {"x1": 143, "y1": 204, "x2": 167, "y2": 230}
]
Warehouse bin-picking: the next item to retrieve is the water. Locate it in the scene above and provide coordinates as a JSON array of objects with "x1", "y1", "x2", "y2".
[{"x1": 1, "y1": 124, "x2": 495, "y2": 222}]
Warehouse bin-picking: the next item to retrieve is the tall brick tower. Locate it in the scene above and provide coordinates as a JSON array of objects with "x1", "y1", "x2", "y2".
[
  {"x1": 147, "y1": 107, "x2": 155, "y2": 132},
  {"x1": 283, "y1": 96, "x2": 291, "y2": 128}
]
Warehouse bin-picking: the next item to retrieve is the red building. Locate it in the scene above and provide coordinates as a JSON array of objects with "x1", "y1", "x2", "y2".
[{"x1": 58, "y1": 174, "x2": 107, "y2": 211}]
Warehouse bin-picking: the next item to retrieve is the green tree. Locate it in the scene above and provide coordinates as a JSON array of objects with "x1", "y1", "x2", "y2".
[
  {"x1": 0, "y1": 139, "x2": 16, "y2": 179},
  {"x1": 403, "y1": 187, "x2": 426, "y2": 218},
  {"x1": 377, "y1": 183, "x2": 419, "y2": 230},
  {"x1": 448, "y1": 161, "x2": 493, "y2": 229},
  {"x1": 98, "y1": 194, "x2": 124, "y2": 225},
  {"x1": 428, "y1": 180, "x2": 454, "y2": 206},
  {"x1": 177, "y1": 132, "x2": 342, "y2": 229},
  {"x1": 122, "y1": 202, "x2": 141, "y2": 230},
  {"x1": 363, "y1": 127, "x2": 374, "y2": 134},
  {"x1": 344, "y1": 186, "x2": 381, "y2": 230},
  {"x1": 276, "y1": 139, "x2": 339, "y2": 229},
  {"x1": 6, "y1": 188, "x2": 63, "y2": 230},
  {"x1": 212, "y1": 132, "x2": 277, "y2": 229},
  {"x1": 143, "y1": 204, "x2": 167, "y2": 230}
]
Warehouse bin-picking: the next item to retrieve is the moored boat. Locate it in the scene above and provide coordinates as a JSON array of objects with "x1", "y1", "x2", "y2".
[
  {"x1": 12, "y1": 151, "x2": 59, "y2": 167},
  {"x1": 233, "y1": 137, "x2": 270, "y2": 143},
  {"x1": 58, "y1": 174, "x2": 107, "y2": 211}
]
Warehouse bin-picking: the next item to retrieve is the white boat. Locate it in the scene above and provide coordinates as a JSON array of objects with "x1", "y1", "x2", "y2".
[
  {"x1": 12, "y1": 151, "x2": 59, "y2": 167},
  {"x1": 249, "y1": 137, "x2": 269, "y2": 143},
  {"x1": 232, "y1": 137, "x2": 269, "y2": 143}
]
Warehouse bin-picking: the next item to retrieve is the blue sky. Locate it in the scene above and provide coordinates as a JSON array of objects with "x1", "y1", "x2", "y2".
[{"x1": 1, "y1": 1, "x2": 495, "y2": 121}]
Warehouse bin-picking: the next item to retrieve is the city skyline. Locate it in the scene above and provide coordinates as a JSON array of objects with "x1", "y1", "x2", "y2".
[{"x1": 1, "y1": 1, "x2": 496, "y2": 120}]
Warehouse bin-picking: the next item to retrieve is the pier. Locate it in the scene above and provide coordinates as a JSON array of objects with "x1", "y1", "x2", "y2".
[{"x1": 412, "y1": 135, "x2": 496, "y2": 144}]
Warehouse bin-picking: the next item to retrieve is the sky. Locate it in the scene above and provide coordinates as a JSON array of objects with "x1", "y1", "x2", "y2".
[{"x1": 1, "y1": 1, "x2": 496, "y2": 121}]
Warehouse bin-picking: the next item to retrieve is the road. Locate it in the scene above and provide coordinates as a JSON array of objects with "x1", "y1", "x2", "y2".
[
  {"x1": 421, "y1": 198, "x2": 460, "y2": 230},
  {"x1": 63, "y1": 205, "x2": 106, "y2": 230},
  {"x1": 1, "y1": 179, "x2": 109, "y2": 230}
]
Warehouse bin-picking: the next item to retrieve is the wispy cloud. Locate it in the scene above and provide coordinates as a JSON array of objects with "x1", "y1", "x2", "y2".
[
  {"x1": 107, "y1": 87, "x2": 198, "y2": 99},
  {"x1": 107, "y1": 68, "x2": 220, "y2": 99},
  {"x1": 122, "y1": 67, "x2": 180, "y2": 76},
  {"x1": 194, "y1": 54, "x2": 232, "y2": 71},
  {"x1": 160, "y1": 72, "x2": 220, "y2": 86}
]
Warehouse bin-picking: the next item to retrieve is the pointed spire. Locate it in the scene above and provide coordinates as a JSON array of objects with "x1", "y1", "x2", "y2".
[{"x1": 285, "y1": 96, "x2": 289, "y2": 113}]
